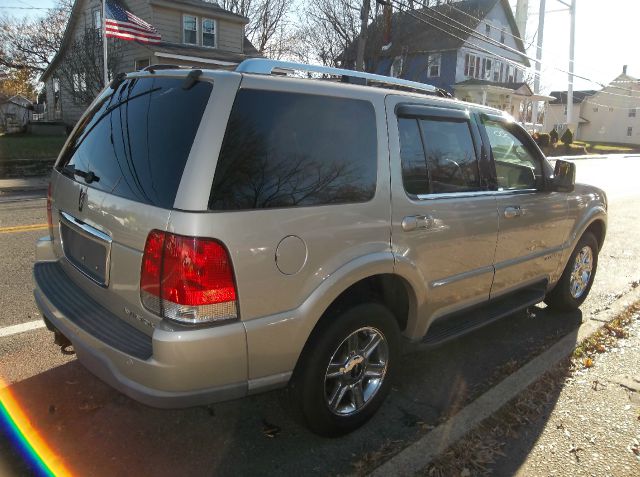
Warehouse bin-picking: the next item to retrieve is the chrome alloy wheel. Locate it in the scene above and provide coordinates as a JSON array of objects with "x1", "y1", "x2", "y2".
[
  {"x1": 324, "y1": 326, "x2": 389, "y2": 416},
  {"x1": 570, "y1": 246, "x2": 594, "y2": 299}
]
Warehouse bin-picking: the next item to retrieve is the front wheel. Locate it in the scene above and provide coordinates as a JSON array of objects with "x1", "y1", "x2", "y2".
[
  {"x1": 545, "y1": 232, "x2": 599, "y2": 311},
  {"x1": 291, "y1": 303, "x2": 400, "y2": 436}
]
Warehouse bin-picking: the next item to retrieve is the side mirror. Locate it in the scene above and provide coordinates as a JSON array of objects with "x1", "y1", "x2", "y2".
[{"x1": 550, "y1": 159, "x2": 576, "y2": 192}]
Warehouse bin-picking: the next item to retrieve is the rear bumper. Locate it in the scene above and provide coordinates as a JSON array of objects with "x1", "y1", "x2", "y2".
[{"x1": 33, "y1": 252, "x2": 249, "y2": 408}]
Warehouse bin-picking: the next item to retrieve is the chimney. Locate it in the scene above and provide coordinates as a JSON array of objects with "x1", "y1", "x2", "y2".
[{"x1": 623, "y1": 65, "x2": 628, "y2": 75}]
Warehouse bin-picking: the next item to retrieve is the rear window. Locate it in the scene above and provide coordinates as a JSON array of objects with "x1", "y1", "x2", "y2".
[
  {"x1": 208, "y1": 89, "x2": 377, "y2": 210},
  {"x1": 58, "y1": 76, "x2": 212, "y2": 209}
]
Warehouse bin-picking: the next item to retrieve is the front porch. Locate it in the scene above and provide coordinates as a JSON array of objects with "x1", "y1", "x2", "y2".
[{"x1": 453, "y1": 80, "x2": 554, "y2": 131}]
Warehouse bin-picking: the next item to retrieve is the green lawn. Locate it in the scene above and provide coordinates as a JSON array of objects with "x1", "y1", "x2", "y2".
[
  {"x1": 0, "y1": 133, "x2": 67, "y2": 160},
  {"x1": 573, "y1": 140, "x2": 637, "y2": 154}
]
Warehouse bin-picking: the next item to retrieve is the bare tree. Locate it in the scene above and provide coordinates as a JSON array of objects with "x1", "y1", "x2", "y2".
[
  {"x1": 0, "y1": 0, "x2": 71, "y2": 81},
  {"x1": 292, "y1": 0, "x2": 370, "y2": 67},
  {"x1": 217, "y1": 0, "x2": 294, "y2": 57},
  {"x1": 56, "y1": 31, "x2": 120, "y2": 105}
]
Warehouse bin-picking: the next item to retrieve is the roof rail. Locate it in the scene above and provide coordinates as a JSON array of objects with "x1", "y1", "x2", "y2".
[{"x1": 235, "y1": 58, "x2": 438, "y2": 95}]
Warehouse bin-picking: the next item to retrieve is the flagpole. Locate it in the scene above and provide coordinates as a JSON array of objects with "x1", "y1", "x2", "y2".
[{"x1": 102, "y1": 0, "x2": 108, "y2": 87}]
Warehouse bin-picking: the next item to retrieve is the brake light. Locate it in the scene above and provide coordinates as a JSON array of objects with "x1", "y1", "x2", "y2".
[
  {"x1": 140, "y1": 230, "x2": 238, "y2": 324},
  {"x1": 46, "y1": 182, "x2": 53, "y2": 239}
]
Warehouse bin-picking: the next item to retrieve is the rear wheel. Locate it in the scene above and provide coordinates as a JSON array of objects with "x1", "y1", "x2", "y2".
[
  {"x1": 291, "y1": 303, "x2": 400, "y2": 436},
  {"x1": 545, "y1": 232, "x2": 599, "y2": 311}
]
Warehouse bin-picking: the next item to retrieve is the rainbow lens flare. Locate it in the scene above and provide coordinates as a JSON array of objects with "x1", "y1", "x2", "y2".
[{"x1": 0, "y1": 378, "x2": 72, "y2": 476}]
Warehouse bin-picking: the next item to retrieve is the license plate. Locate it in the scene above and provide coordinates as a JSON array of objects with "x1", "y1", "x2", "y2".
[{"x1": 59, "y1": 212, "x2": 111, "y2": 286}]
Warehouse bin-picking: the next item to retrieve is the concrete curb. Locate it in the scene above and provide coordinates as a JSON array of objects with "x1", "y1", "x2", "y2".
[{"x1": 370, "y1": 287, "x2": 640, "y2": 477}]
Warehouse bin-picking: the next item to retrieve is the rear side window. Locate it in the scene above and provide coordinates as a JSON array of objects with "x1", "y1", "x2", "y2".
[
  {"x1": 398, "y1": 116, "x2": 480, "y2": 195},
  {"x1": 58, "y1": 77, "x2": 212, "y2": 209},
  {"x1": 209, "y1": 89, "x2": 377, "y2": 210}
]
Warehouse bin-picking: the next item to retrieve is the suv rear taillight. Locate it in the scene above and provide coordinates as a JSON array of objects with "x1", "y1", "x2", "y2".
[
  {"x1": 46, "y1": 182, "x2": 53, "y2": 239},
  {"x1": 140, "y1": 230, "x2": 238, "y2": 324}
]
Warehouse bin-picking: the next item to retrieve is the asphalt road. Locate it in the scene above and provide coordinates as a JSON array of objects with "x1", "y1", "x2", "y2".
[{"x1": 0, "y1": 156, "x2": 639, "y2": 476}]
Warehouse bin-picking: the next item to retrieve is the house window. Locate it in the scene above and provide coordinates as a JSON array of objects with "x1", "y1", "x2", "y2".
[
  {"x1": 428, "y1": 53, "x2": 441, "y2": 77},
  {"x1": 93, "y1": 9, "x2": 101, "y2": 29},
  {"x1": 485, "y1": 23, "x2": 491, "y2": 35},
  {"x1": 390, "y1": 56, "x2": 403, "y2": 78},
  {"x1": 482, "y1": 58, "x2": 493, "y2": 80},
  {"x1": 135, "y1": 58, "x2": 150, "y2": 71},
  {"x1": 629, "y1": 108, "x2": 637, "y2": 117},
  {"x1": 627, "y1": 126, "x2": 633, "y2": 136},
  {"x1": 72, "y1": 73, "x2": 87, "y2": 103},
  {"x1": 465, "y1": 53, "x2": 479, "y2": 78},
  {"x1": 202, "y1": 18, "x2": 216, "y2": 47},
  {"x1": 593, "y1": 107, "x2": 598, "y2": 112},
  {"x1": 506, "y1": 65, "x2": 515, "y2": 83},
  {"x1": 53, "y1": 77, "x2": 61, "y2": 113},
  {"x1": 609, "y1": 107, "x2": 614, "y2": 112},
  {"x1": 183, "y1": 15, "x2": 197, "y2": 44},
  {"x1": 493, "y1": 60, "x2": 502, "y2": 82},
  {"x1": 500, "y1": 28, "x2": 506, "y2": 43}
]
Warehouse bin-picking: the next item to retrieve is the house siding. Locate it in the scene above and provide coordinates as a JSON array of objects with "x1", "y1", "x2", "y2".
[
  {"x1": 150, "y1": 4, "x2": 244, "y2": 52},
  {"x1": 42, "y1": 0, "x2": 250, "y2": 125}
]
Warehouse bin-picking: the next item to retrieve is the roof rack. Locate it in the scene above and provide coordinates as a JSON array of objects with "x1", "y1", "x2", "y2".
[{"x1": 235, "y1": 58, "x2": 439, "y2": 95}]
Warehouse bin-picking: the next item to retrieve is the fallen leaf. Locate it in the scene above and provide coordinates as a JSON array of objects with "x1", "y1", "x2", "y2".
[
  {"x1": 262, "y1": 419, "x2": 281, "y2": 438},
  {"x1": 583, "y1": 357, "x2": 594, "y2": 368}
]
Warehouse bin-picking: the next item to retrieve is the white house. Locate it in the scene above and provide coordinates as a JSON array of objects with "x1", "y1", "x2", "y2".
[{"x1": 543, "y1": 67, "x2": 640, "y2": 145}]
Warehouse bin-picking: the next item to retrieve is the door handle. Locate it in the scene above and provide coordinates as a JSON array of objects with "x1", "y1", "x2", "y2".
[
  {"x1": 402, "y1": 215, "x2": 435, "y2": 232},
  {"x1": 503, "y1": 206, "x2": 522, "y2": 219}
]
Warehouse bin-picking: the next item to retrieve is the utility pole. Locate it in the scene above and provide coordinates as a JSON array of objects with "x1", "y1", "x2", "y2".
[
  {"x1": 532, "y1": 0, "x2": 545, "y2": 130},
  {"x1": 356, "y1": 0, "x2": 371, "y2": 71},
  {"x1": 566, "y1": 0, "x2": 576, "y2": 127}
]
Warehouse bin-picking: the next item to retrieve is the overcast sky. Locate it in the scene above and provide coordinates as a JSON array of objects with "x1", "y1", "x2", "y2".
[{"x1": 2, "y1": 0, "x2": 636, "y2": 92}]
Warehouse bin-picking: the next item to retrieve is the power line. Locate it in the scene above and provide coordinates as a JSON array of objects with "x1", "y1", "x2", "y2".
[
  {"x1": 389, "y1": 0, "x2": 635, "y2": 94},
  {"x1": 449, "y1": 0, "x2": 636, "y2": 90}
]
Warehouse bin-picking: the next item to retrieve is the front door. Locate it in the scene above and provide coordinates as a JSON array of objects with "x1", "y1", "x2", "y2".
[
  {"x1": 387, "y1": 97, "x2": 499, "y2": 338},
  {"x1": 479, "y1": 116, "x2": 570, "y2": 298}
]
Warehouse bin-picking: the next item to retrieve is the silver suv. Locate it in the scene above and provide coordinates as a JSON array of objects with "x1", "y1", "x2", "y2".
[{"x1": 34, "y1": 59, "x2": 607, "y2": 436}]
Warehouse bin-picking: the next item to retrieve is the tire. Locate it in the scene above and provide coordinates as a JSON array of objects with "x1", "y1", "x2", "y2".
[
  {"x1": 290, "y1": 303, "x2": 400, "y2": 436},
  {"x1": 545, "y1": 232, "x2": 599, "y2": 312}
]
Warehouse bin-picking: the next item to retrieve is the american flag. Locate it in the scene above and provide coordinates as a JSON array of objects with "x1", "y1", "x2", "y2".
[{"x1": 105, "y1": 0, "x2": 161, "y2": 44}]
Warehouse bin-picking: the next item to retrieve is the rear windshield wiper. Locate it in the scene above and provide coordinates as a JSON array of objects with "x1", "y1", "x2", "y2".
[{"x1": 62, "y1": 164, "x2": 100, "y2": 184}]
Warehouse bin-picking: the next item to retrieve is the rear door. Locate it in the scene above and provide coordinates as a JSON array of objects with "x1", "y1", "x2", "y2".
[
  {"x1": 50, "y1": 74, "x2": 217, "y2": 333},
  {"x1": 478, "y1": 115, "x2": 570, "y2": 298},
  {"x1": 387, "y1": 96, "x2": 499, "y2": 337}
]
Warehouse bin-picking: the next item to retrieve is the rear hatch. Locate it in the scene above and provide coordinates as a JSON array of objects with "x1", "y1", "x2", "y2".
[{"x1": 48, "y1": 73, "x2": 214, "y2": 334}]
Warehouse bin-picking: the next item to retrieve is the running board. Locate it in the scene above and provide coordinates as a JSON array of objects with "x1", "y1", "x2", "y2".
[{"x1": 420, "y1": 283, "x2": 547, "y2": 348}]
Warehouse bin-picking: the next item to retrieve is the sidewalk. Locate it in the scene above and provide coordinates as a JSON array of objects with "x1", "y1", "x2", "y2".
[
  {"x1": 493, "y1": 308, "x2": 640, "y2": 476},
  {"x1": 0, "y1": 176, "x2": 50, "y2": 193}
]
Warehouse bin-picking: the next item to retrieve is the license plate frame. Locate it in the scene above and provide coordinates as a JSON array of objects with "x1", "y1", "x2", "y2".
[{"x1": 59, "y1": 211, "x2": 112, "y2": 287}]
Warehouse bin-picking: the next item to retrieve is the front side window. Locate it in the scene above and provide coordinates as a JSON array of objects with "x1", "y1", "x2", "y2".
[
  {"x1": 428, "y1": 53, "x2": 441, "y2": 77},
  {"x1": 183, "y1": 15, "x2": 197, "y2": 44},
  {"x1": 209, "y1": 90, "x2": 377, "y2": 210},
  {"x1": 202, "y1": 18, "x2": 216, "y2": 47},
  {"x1": 483, "y1": 119, "x2": 543, "y2": 190}
]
